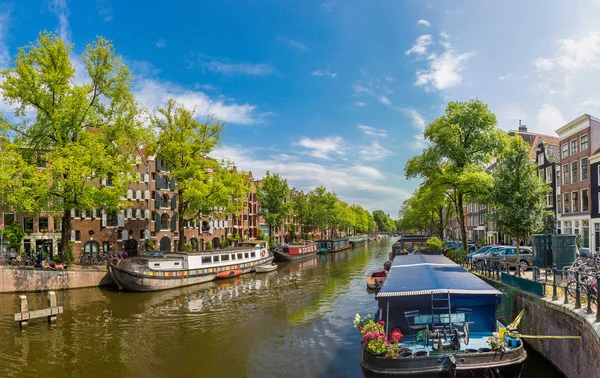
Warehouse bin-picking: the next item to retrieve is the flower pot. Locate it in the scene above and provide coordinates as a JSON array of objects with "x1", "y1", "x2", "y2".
[
  {"x1": 363, "y1": 348, "x2": 385, "y2": 357},
  {"x1": 398, "y1": 352, "x2": 413, "y2": 358},
  {"x1": 465, "y1": 349, "x2": 479, "y2": 354},
  {"x1": 478, "y1": 347, "x2": 492, "y2": 353},
  {"x1": 414, "y1": 351, "x2": 428, "y2": 357}
]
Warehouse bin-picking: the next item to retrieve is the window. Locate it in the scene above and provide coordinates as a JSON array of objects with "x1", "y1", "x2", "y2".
[
  {"x1": 24, "y1": 217, "x2": 33, "y2": 232},
  {"x1": 117, "y1": 230, "x2": 123, "y2": 240},
  {"x1": 572, "y1": 161, "x2": 578, "y2": 183},
  {"x1": 244, "y1": 252, "x2": 249, "y2": 258},
  {"x1": 140, "y1": 230, "x2": 145, "y2": 240},
  {"x1": 582, "y1": 189, "x2": 589, "y2": 212},
  {"x1": 557, "y1": 166, "x2": 561, "y2": 186},
  {"x1": 564, "y1": 193, "x2": 570, "y2": 214},
  {"x1": 103, "y1": 241, "x2": 110, "y2": 253},
  {"x1": 562, "y1": 143, "x2": 569, "y2": 158},
  {"x1": 564, "y1": 221, "x2": 573, "y2": 235},
  {"x1": 221, "y1": 254, "x2": 230, "y2": 261},
  {"x1": 557, "y1": 194, "x2": 562, "y2": 213},
  {"x1": 54, "y1": 218, "x2": 62, "y2": 232},
  {"x1": 84, "y1": 241, "x2": 99, "y2": 255},
  {"x1": 213, "y1": 255, "x2": 220, "y2": 263},
  {"x1": 581, "y1": 134, "x2": 588, "y2": 151},
  {"x1": 38, "y1": 217, "x2": 48, "y2": 232},
  {"x1": 107, "y1": 172, "x2": 113, "y2": 187},
  {"x1": 107, "y1": 212, "x2": 118, "y2": 227},
  {"x1": 202, "y1": 256, "x2": 211, "y2": 264},
  {"x1": 563, "y1": 164, "x2": 569, "y2": 185},
  {"x1": 538, "y1": 153, "x2": 544, "y2": 165},
  {"x1": 582, "y1": 158, "x2": 588, "y2": 180},
  {"x1": 161, "y1": 214, "x2": 170, "y2": 230},
  {"x1": 75, "y1": 230, "x2": 81, "y2": 241},
  {"x1": 571, "y1": 140, "x2": 578, "y2": 155},
  {"x1": 583, "y1": 220, "x2": 590, "y2": 248},
  {"x1": 572, "y1": 191, "x2": 579, "y2": 213},
  {"x1": 546, "y1": 167, "x2": 552, "y2": 183},
  {"x1": 73, "y1": 208, "x2": 81, "y2": 218},
  {"x1": 547, "y1": 194, "x2": 553, "y2": 207},
  {"x1": 251, "y1": 252, "x2": 256, "y2": 258},
  {"x1": 538, "y1": 169, "x2": 544, "y2": 180}
]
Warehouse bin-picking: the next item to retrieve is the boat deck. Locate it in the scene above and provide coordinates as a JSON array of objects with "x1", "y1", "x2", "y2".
[{"x1": 397, "y1": 332, "x2": 520, "y2": 355}]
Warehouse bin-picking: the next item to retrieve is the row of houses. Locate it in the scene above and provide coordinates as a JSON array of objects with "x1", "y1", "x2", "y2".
[
  {"x1": 445, "y1": 117, "x2": 600, "y2": 250},
  {"x1": 0, "y1": 151, "x2": 304, "y2": 260}
]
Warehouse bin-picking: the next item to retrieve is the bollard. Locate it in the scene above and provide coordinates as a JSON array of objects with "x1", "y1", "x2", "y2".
[
  {"x1": 575, "y1": 271, "x2": 582, "y2": 309},
  {"x1": 552, "y1": 265, "x2": 558, "y2": 301},
  {"x1": 587, "y1": 275, "x2": 593, "y2": 315},
  {"x1": 564, "y1": 284, "x2": 569, "y2": 305},
  {"x1": 516, "y1": 262, "x2": 521, "y2": 277},
  {"x1": 533, "y1": 267, "x2": 537, "y2": 282},
  {"x1": 19, "y1": 296, "x2": 28, "y2": 328},
  {"x1": 47, "y1": 291, "x2": 57, "y2": 323}
]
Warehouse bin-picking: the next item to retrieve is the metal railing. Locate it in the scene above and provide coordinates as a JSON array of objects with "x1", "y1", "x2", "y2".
[{"x1": 456, "y1": 256, "x2": 600, "y2": 323}]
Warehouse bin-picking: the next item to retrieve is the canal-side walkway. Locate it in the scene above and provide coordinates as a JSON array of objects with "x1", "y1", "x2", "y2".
[
  {"x1": 0, "y1": 265, "x2": 112, "y2": 293},
  {"x1": 468, "y1": 264, "x2": 600, "y2": 378}
]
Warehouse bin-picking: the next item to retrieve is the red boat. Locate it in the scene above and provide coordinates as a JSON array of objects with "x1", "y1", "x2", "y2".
[
  {"x1": 215, "y1": 269, "x2": 242, "y2": 279},
  {"x1": 272, "y1": 243, "x2": 318, "y2": 262}
]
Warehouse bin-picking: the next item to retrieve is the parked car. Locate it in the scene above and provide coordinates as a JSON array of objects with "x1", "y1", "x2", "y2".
[
  {"x1": 578, "y1": 248, "x2": 591, "y2": 258},
  {"x1": 471, "y1": 246, "x2": 508, "y2": 265},
  {"x1": 487, "y1": 247, "x2": 533, "y2": 271},
  {"x1": 466, "y1": 245, "x2": 496, "y2": 262}
]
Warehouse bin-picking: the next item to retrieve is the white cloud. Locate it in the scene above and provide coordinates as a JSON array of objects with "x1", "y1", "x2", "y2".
[
  {"x1": 294, "y1": 136, "x2": 345, "y2": 160},
  {"x1": 49, "y1": 0, "x2": 70, "y2": 43},
  {"x1": 418, "y1": 19, "x2": 431, "y2": 27},
  {"x1": 277, "y1": 36, "x2": 309, "y2": 51},
  {"x1": 355, "y1": 101, "x2": 366, "y2": 107},
  {"x1": 379, "y1": 95, "x2": 391, "y2": 105},
  {"x1": 413, "y1": 34, "x2": 474, "y2": 91},
  {"x1": 96, "y1": 0, "x2": 113, "y2": 22},
  {"x1": 0, "y1": 10, "x2": 10, "y2": 67},
  {"x1": 534, "y1": 57, "x2": 554, "y2": 71},
  {"x1": 358, "y1": 125, "x2": 387, "y2": 137},
  {"x1": 405, "y1": 34, "x2": 432, "y2": 56},
  {"x1": 358, "y1": 141, "x2": 393, "y2": 161},
  {"x1": 312, "y1": 69, "x2": 337, "y2": 78},
  {"x1": 193, "y1": 54, "x2": 275, "y2": 76},
  {"x1": 533, "y1": 32, "x2": 600, "y2": 73},
  {"x1": 210, "y1": 144, "x2": 410, "y2": 215},
  {"x1": 400, "y1": 108, "x2": 428, "y2": 151},
  {"x1": 134, "y1": 78, "x2": 270, "y2": 125},
  {"x1": 385, "y1": 76, "x2": 394, "y2": 83},
  {"x1": 353, "y1": 77, "x2": 394, "y2": 106},
  {"x1": 535, "y1": 104, "x2": 567, "y2": 135},
  {"x1": 156, "y1": 39, "x2": 166, "y2": 48},
  {"x1": 321, "y1": 1, "x2": 335, "y2": 11},
  {"x1": 498, "y1": 73, "x2": 511, "y2": 80},
  {"x1": 439, "y1": 32, "x2": 449, "y2": 39}
]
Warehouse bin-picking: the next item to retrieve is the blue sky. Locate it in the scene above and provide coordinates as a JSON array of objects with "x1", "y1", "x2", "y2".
[{"x1": 1, "y1": 1, "x2": 599, "y2": 216}]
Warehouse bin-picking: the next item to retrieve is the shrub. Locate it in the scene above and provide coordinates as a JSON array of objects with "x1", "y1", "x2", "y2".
[
  {"x1": 447, "y1": 249, "x2": 468, "y2": 263},
  {"x1": 257, "y1": 231, "x2": 265, "y2": 241},
  {"x1": 205, "y1": 243, "x2": 213, "y2": 251},
  {"x1": 426, "y1": 236, "x2": 443, "y2": 251},
  {"x1": 477, "y1": 238, "x2": 486, "y2": 247},
  {"x1": 184, "y1": 243, "x2": 193, "y2": 252},
  {"x1": 220, "y1": 240, "x2": 229, "y2": 249}
]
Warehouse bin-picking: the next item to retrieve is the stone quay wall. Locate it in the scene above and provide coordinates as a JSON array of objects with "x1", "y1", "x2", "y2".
[
  {"x1": 480, "y1": 274, "x2": 600, "y2": 378},
  {"x1": 0, "y1": 266, "x2": 114, "y2": 293}
]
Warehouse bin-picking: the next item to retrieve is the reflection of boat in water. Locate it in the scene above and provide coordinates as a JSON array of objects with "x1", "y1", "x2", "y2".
[
  {"x1": 365, "y1": 269, "x2": 386, "y2": 290},
  {"x1": 109, "y1": 241, "x2": 273, "y2": 292},
  {"x1": 360, "y1": 254, "x2": 526, "y2": 378}
]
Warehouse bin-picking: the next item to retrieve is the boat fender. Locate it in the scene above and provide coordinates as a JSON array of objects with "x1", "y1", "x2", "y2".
[{"x1": 262, "y1": 250, "x2": 266, "y2": 257}]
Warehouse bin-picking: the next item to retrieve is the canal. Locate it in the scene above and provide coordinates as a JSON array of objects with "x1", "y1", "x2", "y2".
[{"x1": 0, "y1": 239, "x2": 563, "y2": 377}]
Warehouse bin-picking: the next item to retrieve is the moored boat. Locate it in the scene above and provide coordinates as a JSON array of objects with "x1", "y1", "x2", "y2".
[
  {"x1": 366, "y1": 269, "x2": 386, "y2": 290},
  {"x1": 108, "y1": 240, "x2": 273, "y2": 292},
  {"x1": 255, "y1": 264, "x2": 278, "y2": 273},
  {"x1": 391, "y1": 235, "x2": 429, "y2": 257},
  {"x1": 216, "y1": 269, "x2": 242, "y2": 279},
  {"x1": 317, "y1": 247, "x2": 328, "y2": 254},
  {"x1": 316, "y1": 238, "x2": 351, "y2": 253},
  {"x1": 350, "y1": 237, "x2": 367, "y2": 248},
  {"x1": 359, "y1": 253, "x2": 526, "y2": 378},
  {"x1": 271, "y1": 242, "x2": 318, "y2": 262}
]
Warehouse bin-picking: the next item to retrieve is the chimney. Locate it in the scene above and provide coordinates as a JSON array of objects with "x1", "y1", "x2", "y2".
[{"x1": 518, "y1": 120, "x2": 527, "y2": 132}]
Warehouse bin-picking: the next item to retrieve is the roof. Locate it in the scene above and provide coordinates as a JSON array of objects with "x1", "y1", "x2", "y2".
[{"x1": 376, "y1": 254, "x2": 501, "y2": 298}]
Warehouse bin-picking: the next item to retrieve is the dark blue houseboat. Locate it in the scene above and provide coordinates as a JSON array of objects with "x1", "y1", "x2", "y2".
[
  {"x1": 360, "y1": 254, "x2": 527, "y2": 378},
  {"x1": 317, "y1": 238, "x2": 351, "y2": 253}
]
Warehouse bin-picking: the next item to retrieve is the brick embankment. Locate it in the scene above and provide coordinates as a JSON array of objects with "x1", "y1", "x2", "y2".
[
  {"x1": 478, "y1": 273, "x2": 600, "y2": 378},
  {"x1": 0, "y1": 265, "x2": 114, "y2": 293}
]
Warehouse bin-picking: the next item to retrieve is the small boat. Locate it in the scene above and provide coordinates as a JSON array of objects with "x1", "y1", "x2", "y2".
[
  {"x1": 350, "y1": 237, "x2": 367, "y2": 248},
  {"x1": 272, "y1": 243, "x2": 318, "y2": 262},
  {"x1": 318, "y1": 247, "x2": 328, "y2": 254},
  {"x1": 366, "y1": 269, "x2": 386, "y2": 290},
  {"x1": 108, "y1": 240, "x2": 273, "y2": 292},
  {"x1": 216, "y1": 269, "x2": 242, "y2": 279},
  {"x1": 255, "y1": 264, "x2": 278, "y2": 273},
  {"x1": 359, "y1": 253, "x2": 526, "y2": 377}
]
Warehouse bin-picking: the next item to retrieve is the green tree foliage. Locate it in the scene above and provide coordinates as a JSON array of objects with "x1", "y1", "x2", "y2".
[
  {"x1": 291, "y1": 191, "x2": 310, "y2": 238},
  {"x1": 257, "y1": 171, "x2": 290, "y2": 243},
  {"x1": 3, "y1": 222, "x2": 24, "y2": 252},
  {"x1": 308, "y1": 186, "x2": 338, "y2": 237},
  {"x1": 398, "y1": 184, "x2": 453, "y2": 239},
  {"x1": 487, "y1": 135, "x2": 547, "y2": 271},
  {"x1": 372, "y1": 210, "x2": 396, "y2": 232},
  {"x1": 151, "y1": 99, "x2": 248, "y2": 251},
  {"x1": 405, "y1": 99, "x2": 506, "y2": 251},
  {"x1": 350, "y1": 204, "x2": 374, "y2": 234},
  {"x1": 536, "y1": 211, "x2": 556, "y2": 235},
  {"x1": 0, "y1": 32, "x2": 147, "y2": 257}
]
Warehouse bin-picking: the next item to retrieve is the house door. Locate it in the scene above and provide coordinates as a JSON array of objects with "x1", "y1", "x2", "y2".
[
  {"x1": 36, "y1": 239, "x2": 53, "y2": 260},
  {"x1": 595, "y1": 224, "x2": 600, "y2": 254}
]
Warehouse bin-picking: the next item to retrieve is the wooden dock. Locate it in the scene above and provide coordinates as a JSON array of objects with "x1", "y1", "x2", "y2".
[{"x1": 14, "y1": 291, "x2": 64, "y2": 328}]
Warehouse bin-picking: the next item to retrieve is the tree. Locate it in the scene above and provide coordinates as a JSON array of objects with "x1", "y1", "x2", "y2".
[
  {"x1": 537, "y1": 211, "x2": 556, "y2": 235},
  {"x1": 487, "y1": 135, "x2": 546, "y2": 274},
  {"x1": 257, "y1": 171, "x2": 290, "y2": 244},
  {"x1": 373, "y1": 210, "x2": 395, "y2": 232},
  {"x1": 308, "y1": 187, "x2": 338, "y2": 238},
  {"x1": 0, "y1": 32, "x2": 146, "y2": 258},
  {"x1": 152, "y1": 99, "x2": 248, "y2": 251},
  {"x1": 291, "y1": 191, "x2": 310, "y2": 238},
  {"x1": 398, "y1": 184, "x2": 453, "y2": 239},
  {"x1": 405, "y1": 99, "x2": 506, "y2": 251}
]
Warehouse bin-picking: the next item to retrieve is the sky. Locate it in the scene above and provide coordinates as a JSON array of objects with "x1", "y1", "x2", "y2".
[{"x1": 1, "y1": 0, "x2": 599, "y2": 217}]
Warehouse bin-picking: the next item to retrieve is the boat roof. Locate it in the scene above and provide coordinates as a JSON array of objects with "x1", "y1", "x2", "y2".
[{"x1": 376, "y1": 254, "x2": 501, "y2": 298}]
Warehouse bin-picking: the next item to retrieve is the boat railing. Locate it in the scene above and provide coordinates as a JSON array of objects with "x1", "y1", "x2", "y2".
[{"x1": 454, "y1": 254, "x2": 600, "y2": 323}]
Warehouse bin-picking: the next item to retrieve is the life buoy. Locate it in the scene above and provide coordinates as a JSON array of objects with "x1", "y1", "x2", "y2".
[{"x1": 262, "y1": 250, "x2": 266, "y2": 257}]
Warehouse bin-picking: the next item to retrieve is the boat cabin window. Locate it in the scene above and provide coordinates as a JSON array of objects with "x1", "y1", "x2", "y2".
[
  {"x1": 244, "y1": 252, "x2": 249, "y2": 258},
  {"x1": 401, "y1": 241, "x2": 427, "y2": 252},
  {"x1": 222, "y1": 254, "x2": 230, "y2": 261},
  {"x1": 202, "y1": 256, "x2": 211, "y2": 264},
  {"x1": 174, "y1": 262, "x2": 180, "y2": 266},
  {"x1": 327, "y1": 242, "x2": 332, "y2": 248},
  {"x1": 213, "y1": 255, "x2": 220, "y2": 263},
  {"x1": 260, "y1": 242, "x2": 266, "y2": 248},
  {"x1": 153, "y1": 263, "x2": 160, "y2": 267},
  {"x1": 231, "y1": 254, "x2": 236, "y2": 260},
  {"x1": 251, "y1": 252, "x2": 256, "y2": 258},
  {"x1": 238, "y1": 253, "x2": 244, "y2": 259}
]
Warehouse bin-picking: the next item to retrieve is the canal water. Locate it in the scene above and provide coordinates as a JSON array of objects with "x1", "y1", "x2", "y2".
[{"x1": 0, "y1": 239, "x2": 563, "y2": 377}]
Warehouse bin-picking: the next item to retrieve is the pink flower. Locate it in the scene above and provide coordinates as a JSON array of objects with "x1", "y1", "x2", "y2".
[
  {"x1": 379, "y1": 321, "x2": 385, "y2": 325},
  {"x1": 359, "y1": 327, "x2": 364, "y2": 332}
]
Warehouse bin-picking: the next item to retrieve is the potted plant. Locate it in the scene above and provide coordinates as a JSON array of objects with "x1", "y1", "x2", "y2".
[{"x1": 486, "y1": 335, "x2": 506, "y2": 352}]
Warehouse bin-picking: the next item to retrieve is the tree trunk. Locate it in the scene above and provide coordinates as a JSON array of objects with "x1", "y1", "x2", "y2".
[
  {"x1": 457, "y1": 194, "x2": 467, "y2": 251},
  {"x1": 60, "y1": 209, "x2": 70, "y2": 261},
  {"x1": 438, "y1": 205, "x2": 444, "y2": 240},
  {"x1": 516, "y1": 239, "x2": 521, "y2": 277},
  {"x1": 268, "y1": 224, "x2": 272, "y2": 245}
]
